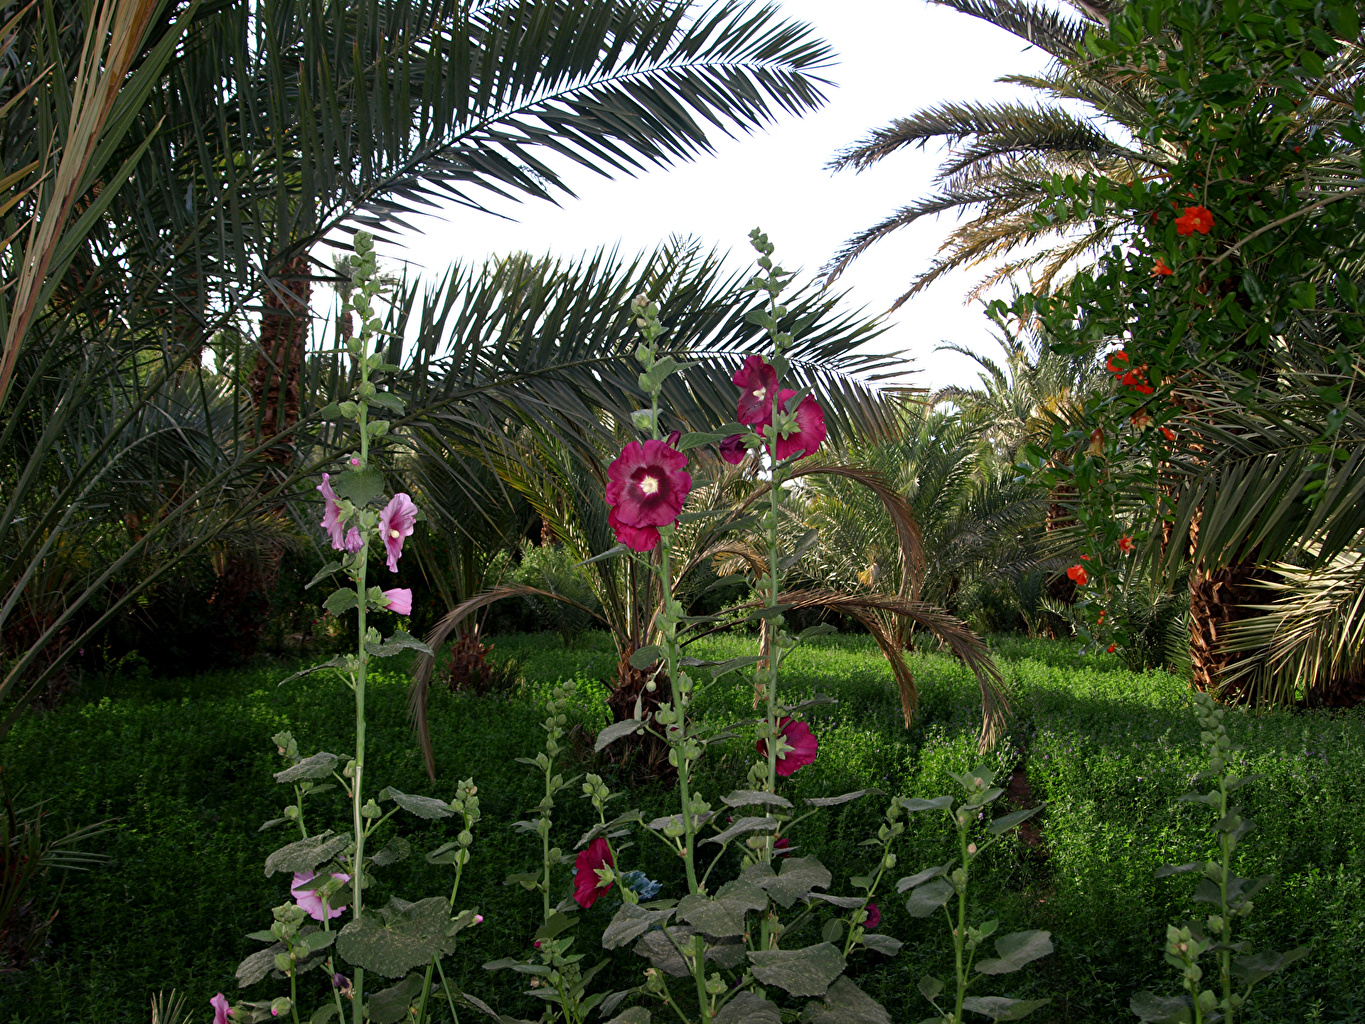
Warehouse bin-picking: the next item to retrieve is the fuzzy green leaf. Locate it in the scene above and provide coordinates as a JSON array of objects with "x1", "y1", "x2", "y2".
[
  {"x1": 747, "y1": 942, "x2": 846, "y2": 997},
  {"x1": 263, "y1": 832, "x2": 350, "y2": 877}
]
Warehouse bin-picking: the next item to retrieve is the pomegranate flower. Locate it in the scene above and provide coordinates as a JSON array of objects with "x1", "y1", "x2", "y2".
[
  {"x1": 211, "y1": 994, "x2": 234, "y2": 1024},
  {"x1": 383, "y1": 588, "x2": 412, "y2": 615},
  {"x1": 1118, "y1": 535, "x2": 1135, "y2": 554},
  {"x1": 291, "y1": 871, "x2": 350, "y2": 921},
  {"x1": 379, "y1": 493, "x2": 418, "y2": 572},
  {"x1": 734, "y1": 355, "x2": 779, "y2": 428},
  {"x1": 864, "y1": 902, "x2": 881, "y2": 930},
  {"x1": 606, "y1": 438, "x2": 692, "y2": 535},
  {"x1": 317, "y1": 474, "x2": 362, "y2": 554},
  {"x1": 573, "y1": 837, "x2": 615, "y2": 908},
  {"x1": 1152, "y1": 258, "x2": 1173, "y2": 277},
  {"x1": 1175, "y1": 205, "x2": 1214, "y2": 236},
  {"x1": 756, "y1": 717, "x2": 818, "y2": 776},
  {"x1": 1066, "y1": 565, "x2": 1089, "y2": 586},
  {"x1": 773, "y1": 389, "x2": 827, "y2": 461},
  {"x1": 719, "y1": 434, "x2": 748, "y2": 465},
  {"x1": 1106, "y1": 351, "x2": 1130, "y2": 375}
]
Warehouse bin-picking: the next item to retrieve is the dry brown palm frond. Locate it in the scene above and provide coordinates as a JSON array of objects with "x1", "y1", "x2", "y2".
[
  {"x1": 776, "y1": 588, "x2": 1008, "y2": 751},
  {"x1": 409, "y1": 585, "x2": 608, "y2": 779}
]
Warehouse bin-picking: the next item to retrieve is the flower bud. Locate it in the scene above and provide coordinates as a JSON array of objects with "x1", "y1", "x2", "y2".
[
  {"x1": 270, "y1": 997, "x2": 292, "y2": 1018},
  {"x1": 274, "y1": 952, "x2": 294, "y2": 973},
  {"x1": 458, "y1": 830, "x2": 473, "y2": 847}
]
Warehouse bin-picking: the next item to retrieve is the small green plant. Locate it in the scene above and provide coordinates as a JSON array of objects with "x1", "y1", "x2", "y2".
[
  {"x1": 1129, "y1": 690, "x2": 1306, "y2": 1024},
  {"x1": 901, "y1": 768, "x2": 1050, "y2": 1023}
]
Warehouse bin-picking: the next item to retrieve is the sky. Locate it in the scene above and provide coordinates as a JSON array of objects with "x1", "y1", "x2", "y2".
[{"x1": 372, "y1": 0, "x2": 1057, "y2": 391}]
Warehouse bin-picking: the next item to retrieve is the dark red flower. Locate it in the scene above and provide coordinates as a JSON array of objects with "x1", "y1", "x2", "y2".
[
  {"x1": 1106, "y1": 351, "x2": 1130, "y2": 375},
  {"x1": 608, "y1": 506, "x2": 659, "y2": 552},
  {"x1": 773, "y1": 836, "x2": 791, "y2": 858},
  {"x1": 756, "y1": 718, "x2": 819, "y2": 776},
  {"x1": 719, "y1": 434, "x2": 747, "y2": 465},
  {"x1": 573, "y1": 838, "x2": 614, "y2": 909},
  {"x1": 734, "y1": 355, "x2": 780, "y2": 428},
  {"x1": 1152, "y1": 258, "x2": 1173, "y2": 277},
  {"x1": 1119, "y1": 369, "x2": 1154, "y2": 395},
  {"x1": 606, "y1": 438, "x2": 692, "y2": 536},
  {"x1": 1066, "y1": 565, "x2": 1089, "y2": 586},
  {"x1": 1175, "y1": 205, "x2": 1213, "y2": 236},
  {"x1": 863, "y1": 903, "x2": 880, "y2": 929},
  {"x1": 773, "y1": 389, "x2": 827, "y2": 461}
]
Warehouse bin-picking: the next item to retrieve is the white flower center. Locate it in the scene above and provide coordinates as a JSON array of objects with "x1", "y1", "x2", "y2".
[
  {"x1": 639, "y1": 475, "x2": 660, "y2": 496},
  {"x1": 389, "y1": 528, "x2": 400, "y2": 539},
  {"x1": 753, "y1": 386, "x2": 767, "y2": 402}
]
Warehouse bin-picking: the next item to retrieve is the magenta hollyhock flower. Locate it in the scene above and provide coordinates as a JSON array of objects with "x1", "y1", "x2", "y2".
[
  {"x1": 607, "y1": 506, "x2": 659, "y2": 552},
  {"x1": 383, "y1": 588, "x2": 412, "y2": 615},
  {"x1": 772, "y1": 390, "x2": 827, "y2": 461},
  {"x1": 317, "y1": 474, "x2": 363, "y2": 553},
  {"x1": 378, "y1": 493, "x2": 418, "y2": 572},
  {"x1": 864, "y1": 902, "x2": 880, "y2": 929},
  {"x1": 573, "y1": 837, "x2": 614, "y2": 908},
  {"x1": 734, "y1": 355, "x2": 779, "y2": 428},
  {"x1": 773, "y1": 836, "x2": 791, "y2": 858},
  {"x1": 291, "y1": 871, "x2": 350, "y2": 921},
  {"x1": 756, "y1": 717, "x2": 819, "y2": 776},
  {"x1": 210, "y1": 994, "x2": 233, "y2": 1024},
  {"x1": 605, "y1": 438, "x2": 691, "y2": 533},
  {"x1": 719, "y1": 434, "x2": 747, "y2": 465}
]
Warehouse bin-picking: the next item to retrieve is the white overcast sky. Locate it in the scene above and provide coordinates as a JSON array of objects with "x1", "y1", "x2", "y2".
[{"x1": 374, "y1": 0, "x2": 1055, "y2": 390}]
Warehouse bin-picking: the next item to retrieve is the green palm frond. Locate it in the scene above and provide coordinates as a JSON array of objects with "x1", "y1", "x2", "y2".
[{"x1": 929, "y1": 0, "x2": 1096, "y2": 60}]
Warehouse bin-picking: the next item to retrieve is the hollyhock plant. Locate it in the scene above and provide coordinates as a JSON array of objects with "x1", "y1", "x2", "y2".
[
  {"x1": 734, "y1": 354, "x2": 780, "y2": 427},
  {"x1": 756, "y1": 717, "x2": 818, "y2": 776},
  {"x1": 607, "y1": 506, "x2": 660, "y2": 552},
  {"x1": 211, "y1": 993, "x2": 233, "y2": 1024},
  {"x1": 719, "y1": 433, "x2": 747, "y2": 465},
  {"x1": 291, "y1": 871, "x2": 350, "y2": 921},
  {"x1": 772, "y1": 389, "x2": 826, "y2": 460},
  {"x1": 383, "y1": 588, "x2": 412, "y2": 615},
  {"x1": 1175, "y1": 204, "x2": 1214, "y2": 235},
  {"x1": 378, "y1": 493, "x2": 418, "y2": 572},
  {"x1": 605, "y1": 437, "x2": 692, "y2": 535},
  {"x1": 317, "y1": 474, "x2": 362, "y2": 554},
  {"x1": 864, "y1": 902, "x2": 881, "y2": 929},
  {"x1": 573, "y1": 837, "x2": 615, "y2": 908}
]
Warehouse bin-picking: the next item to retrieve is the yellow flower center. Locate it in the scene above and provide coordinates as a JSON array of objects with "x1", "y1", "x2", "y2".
[
  {"x1": 389, "y1": 528, "x2": 400, "y2": 539},
  {"x1": 639, "y1": 475, "x2": 660, "y2": 496}
]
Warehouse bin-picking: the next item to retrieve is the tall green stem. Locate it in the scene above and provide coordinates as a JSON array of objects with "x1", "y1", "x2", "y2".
[{"x1": 349, "y1": 324, "x2": 373, "y2": 1024}]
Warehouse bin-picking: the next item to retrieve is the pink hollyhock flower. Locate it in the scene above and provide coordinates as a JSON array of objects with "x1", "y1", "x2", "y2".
[
  {"x1": 383, "y1": 588, "x2": 412, "y2": 615},
  {"x1": 773, "y1": 836, "x2": 791, "y2": 858},
  {"x1": 211, "y1": 994, "x2": 233, "y2": 1024},
  {"x1": 719, "y1": 434, "x2": 747, "y2": 465},
  {"x1": 607, "y1": 506, "x2": 660, "y2": 552},
  {"x1": 573, "y1": 837, "x2": 614, "y2": 908},
  {"x1": 864, "y1": 902, "x2": 881, "y2": 929},
  {"x1": 734, "y1": 355, "x2": 779, "y2": 428},
  {"x1": 317, "y1": 474, "x2": 362, "y2": 554},
  {"x1": 605, "y1": 439, "x2": 691, "y2": 532},
  {"x1": 378, "y1": 493, "x2": 418, "y2": 572},
  {"x1": 756, "y1": 718, "x2": 819, "y2": 776},
  {"x1": 291, "y1": 871, "x2": 350, "y2": 921},
  {"x1": 772, "y1": 389, "x2": 826, "y2": 461}
]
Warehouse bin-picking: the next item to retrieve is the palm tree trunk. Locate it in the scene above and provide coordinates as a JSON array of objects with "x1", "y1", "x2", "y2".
[
  {"x1": 248, "y1": 254, "x2": 313, "y2": 461},
  {"x1": 1188, "y1": 563, "x2": 1267, "y2": 699}
]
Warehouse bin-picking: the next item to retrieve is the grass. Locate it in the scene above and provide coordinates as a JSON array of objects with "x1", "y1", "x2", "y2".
[{"x1": 0, "y1": 632, "x2": 1361, "y2": 1023}]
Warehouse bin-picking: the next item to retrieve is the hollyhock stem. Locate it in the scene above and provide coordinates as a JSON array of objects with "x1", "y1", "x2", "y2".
[{"x1": 659, "y1": 535, "x2": 700, "y2": 897}]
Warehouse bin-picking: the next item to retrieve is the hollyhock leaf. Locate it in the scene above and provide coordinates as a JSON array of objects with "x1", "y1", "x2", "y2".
[
  {"x1": 1232, "y1": 947, "x2": 1308, "y2": 986},
  {"x1": 377, "y1": 787, "x2": 454, "y2": 820},
  {"x1": 897, "y1": 863, "x2": 951, "y2": 892},
  {"x1": 633, "y1": 925, "x2": 696, "y2": 976},
  {"x1": 331, "y1": 466, "x2": 385, "y2": 507},
  {"x1": 704, "y1": 816, "x2": 778, "y2": 846},
  {"x1": 918, "y1": 975, "x2": 945, "y2": 1002},
  {"x1": 366, "y1": 630, "x2": 433, "y2": 658},
  {"x1": 603, "y1": 903, "x2": 674, "y2": 949},
  {"x1": 805, "y1": 789, "x2": 882, "y2": 807},
  {"x1": 974, "y1": 930, "x2": 1053, "y2": 975},
  {"x1": 368, "y1": 974, "x2": 425, "y2": 1024},
  {"x1": 264, "y1": 831, "x2": 350, "y2": 876},
  {"x1": 714, "y1": 992, "x2": 781, "y2": 1024},
  {"x1": 708, "y1": 657, "x2": 764, "y2": 681},
  {"x1": 720, "y1": 790, "x2": 792, "y2": 809},
  {"x1": 900, "y1": 796, "x2": 954, "y2": 813},
  {"x1": 628, "y1": 646, "x2": 663, "y2": 669},
  {"x1": 906, "y1": 879, "x2": 954, "y2": 918},
  {"x1": 805, "y1": 893, "x2": 866, "y2": 909},
  {"x1": 324, "y1": 588, "x2": 360, "y2": 617},
  {"x1": 598, "y1": 991, "x2": 633, "y2": 1018},
  {"x1": 677, "y1": 893, "x2": 745, "y2": 937},
  {"x1": 607, "y1": 1009, "x2": 651, "y2": 1024},
  {"x1": 1129, "y1": 992, "x2": 1193, "y2": 1023},
  {"x1": 803, "y1": 976, "x2": 892, "y2": 1024},
  {"x1": 647, "y1": 810, "x2": 715, "y2": 832},
  {"x1": 306, "y1": 562, "x2": 344, "y2": 590},
  {"x1": 370, "y1": 836, "x2": 412, "y2": 867},
  {"x1": 639, "y1": 356, "x2": 689, "y2": 392},
  {"x1": 863, "y1": 934, "x2": 903, "y2": 956},
  {"x1": 309, "y1": 1005, "x2": 341, "y2": 1024},
  {"x1": 533, "y1": 911, "x2": 577, "y2": 943},
  {"x1": 988, "y1": 805, "x2": 1045, "y2": 835},
  {"x1": 336, "y1": 897, "x2": 458, "y2": 977},
  {"x1": 236, "y1": 942, "x2": 285, "y2": 987},
  {"x1": 959, "y1": 997, "x2": 1050, "y2": 1021},
  {"x1": 754, "y1": 856, "x2": 832, "y2": 908},
  {"x1": 705, "y1": 938, "x2": 747, "y2": 968},
  {"x1": 748, "y1": 942, "x2": 846, "y2": 997},
  {"x1": 678, "y1": 431, "x2": 732, "y2": 451},
  {"x1": 368, "y1": 392, "x2": 406, "y2": 415},
  {"x1": 595, "y1": 718, "x2": 646, "y2": 752},
  {"x1": 274, "y1": 752, "x2": 340, "y2": 784}
]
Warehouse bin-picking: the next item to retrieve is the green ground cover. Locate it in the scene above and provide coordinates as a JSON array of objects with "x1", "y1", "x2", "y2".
[{"x1": 0, "y1": 633, "x2": 1361, "y2": 1023}]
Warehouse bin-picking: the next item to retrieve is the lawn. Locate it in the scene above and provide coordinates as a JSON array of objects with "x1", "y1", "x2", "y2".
[{"x1": 0, "y1": 633, "x2": 1361, "y2": 1024}]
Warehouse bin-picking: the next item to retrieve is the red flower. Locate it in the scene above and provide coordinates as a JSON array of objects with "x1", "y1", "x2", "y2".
[
  {"x1": 1161, "y1": 426, "x2": 1177, "y2": 442},
  {"x1": 756, "y1": 718, "x2": 818, "y2": 776},
  {"x1": 734, "y1": 355, "x2": 780, "y2": 428},
  {"x1": 719, "y1": 434, "x2": 747, "y2": 465},
  {"x1": 773, "y1": 389, "x2": 827, "y2": 461},
  {"x1": 773, "y1": 836, "x2": 791, "y2": 858},
  {"x1": 1175, "y1": 205, "x2": 1213, "y2": 236},
  {"x1": 1080, "y1": 554, "x2": 1090, "y2": 561},
  {"x1": 573, "y1": 838, "x2": 614, "y2": 908},
  {"x1": 606, "y1": 438, "x2": 692, "y2": 545},
  {"x1": 1118, "y1": 535, "x2": 1134, "y2": 553},
  {"x1": 1119, "y1": 369, "x2": 1154, "y2": 395},
  {"x1": 864, "y1": 902, "x2": 881, "y2": 930},
  {"x1": 1152, "y1": 258, "x2": 1173, "y2": 277},
  {"x1": 1106, "y1": 351, "x2": 1130, "y2": 375},
  {"x1": 1066, "y1": 565, "x2": 1089, "y2": 586},
  {"x1": 1106, "y1": 644, "x2": 1116, "y2": 653}
]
